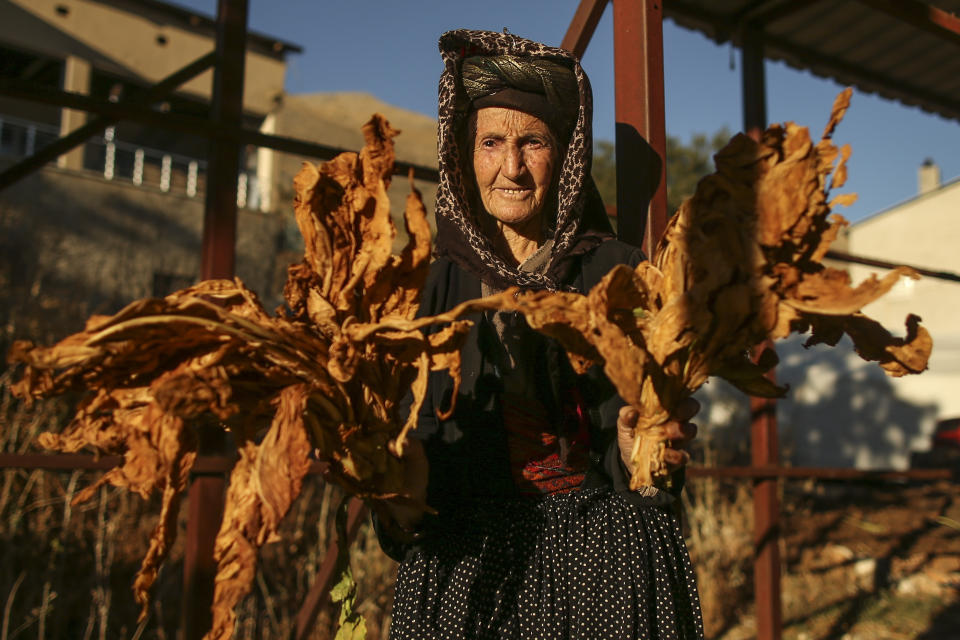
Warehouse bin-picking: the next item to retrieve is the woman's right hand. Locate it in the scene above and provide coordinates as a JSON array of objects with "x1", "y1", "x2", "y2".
[
  {"x1": 617, "y1": 398, "x2": 699, "y2": 477},
  {"x1": 382, "y1": 434, "x2": 430, "y2": 533}
]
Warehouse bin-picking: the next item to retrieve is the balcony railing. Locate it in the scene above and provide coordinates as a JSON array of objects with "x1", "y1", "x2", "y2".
[{"x1": 0, "y1": 115, "x2": 259, "y2": 209}]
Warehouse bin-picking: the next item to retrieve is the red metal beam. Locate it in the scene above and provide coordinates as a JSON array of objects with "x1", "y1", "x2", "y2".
[
  {"x1": 561, "y1": 0, "x2": 610, "y2": 58},
  {"x1": 613, "y1": 0, "x2": 668, "y2": 255},
  {"x1": 687, "y1": 466, "x2": 956, "y2": 481},
  {"x1": 743, "y1": 28, "x2": 781, "y2": 639},
  {"x1": 749, "y1": 366, "x2": 782, "y2": 640},
  {"x1": 185, "y1": 2, "x2": 249, "y2": 638},
  {"x1": 201, "y1": 0, "x2": 248, "y2": 282},
  {"x1": 4, "y1": 452, "x2": 949, "y2": 482},
  {"x1": 854, "y1": 0, "x2": 960, "y2": 47},
  {"x1": 182, "y1": 470, "x2": 225, "y2": 639},
  {"x1": 0, "y1": 453, "x2": 327, "y2": 474},
  {"x1": 826, "y1": 250, "x2": 960, "y2": 283},
  {"x1": 294, "y1": 497, "x2": 368, "y2": 640}
]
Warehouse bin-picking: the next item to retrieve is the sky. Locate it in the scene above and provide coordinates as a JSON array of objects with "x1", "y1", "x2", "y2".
[{"x1": 176, "y1": 0, "x2": 960, "y2": 224}]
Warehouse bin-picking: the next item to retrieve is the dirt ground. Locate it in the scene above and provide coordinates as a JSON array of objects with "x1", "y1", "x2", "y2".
[{"x1": 715, "y1": 480, "x2": 960, "y2": 640}]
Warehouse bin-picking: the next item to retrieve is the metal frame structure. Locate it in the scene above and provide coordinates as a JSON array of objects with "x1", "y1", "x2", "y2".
[
  {"x1": 2, "y1": 0, "x2": 960, "y2": 638},
  {"x1": 563, "y1": 1, "x2": 960, "y2": 640}
]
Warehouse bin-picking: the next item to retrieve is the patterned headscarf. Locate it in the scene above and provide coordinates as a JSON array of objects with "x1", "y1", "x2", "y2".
[
  {"x1": 434, "y1": 29, "x2": 615, "y2": 291},
  {"x1": 460, "y1": 55, "x2": 579, "y2": 143}
]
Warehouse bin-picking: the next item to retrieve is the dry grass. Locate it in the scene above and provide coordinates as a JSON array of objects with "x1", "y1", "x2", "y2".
[
  {"x1": 0, "y1": 370, "x2": 398, "y2": 640},
  {"x1": 1, "y1": 367, "x2": 751, "y2": 639},
  {"x1": 682, "y1": 472, "x2": 960, "y2": 640},
  {"x1": 3, "y1": 366, "x2": 957, "y2": 639},
  {"x1": 0, "y1": 349, "x2": 735, "y2": 639},
  {"x1": 683, "y1": 474, "x2": 754, "y2": 638}
]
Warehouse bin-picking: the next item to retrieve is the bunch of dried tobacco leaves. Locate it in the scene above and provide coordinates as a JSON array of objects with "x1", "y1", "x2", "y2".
[
  {"x1": 488, "y1": 89, "x2": 931, "y2": 488},
  {"x1": 7, "y1": 115, "x2": 471, "y2": 639},
  {"x1": 5, "y1": 92, "x2": 934, "y2": 635}
]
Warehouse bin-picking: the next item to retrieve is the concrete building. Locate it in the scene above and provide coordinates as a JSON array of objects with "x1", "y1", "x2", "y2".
[
  {"x1": 0, "y1": 0, "x2": 298, "y2": 200},
  {"x1": 834, "y1": 161, "x2": 960, "y2": 465},
  {"x1": 0, "y1": 0, "x2": 439, "y2": 349},
  {"x1": 0, "y1": 0, "x2": 298, "y2": 350}
]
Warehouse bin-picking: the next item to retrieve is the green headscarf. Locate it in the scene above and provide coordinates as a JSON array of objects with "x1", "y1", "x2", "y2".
[{"x1": 461, "y1": 55, "x2": 579, "y2": 142}]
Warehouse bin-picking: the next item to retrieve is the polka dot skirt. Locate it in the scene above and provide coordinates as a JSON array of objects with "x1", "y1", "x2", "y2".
[{"x1": 389, "y1": 487, "x2": 704, "y2": 639}]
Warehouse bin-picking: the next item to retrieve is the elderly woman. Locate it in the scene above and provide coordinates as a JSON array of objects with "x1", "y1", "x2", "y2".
[{"x1": 377, "y1": 30, "x2": 704, "y2": 640}]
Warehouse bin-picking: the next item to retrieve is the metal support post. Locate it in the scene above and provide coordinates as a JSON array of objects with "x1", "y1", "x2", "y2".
[
  {"x1": 182, "y1": 468, "x2": 226, "y2": 639},
  {"x1": 59, "y1": 55, "x2": 91, "y2": 170},
  {"x1": 561, "y1": 0, "x2": 609, "y2": 59},
  {"x1": 750, "y1": 367, "x2": 782, "y2": 640},
  {"x1": 743, "y1": 26, "x2": 782, "y2": 640},
  {"x1": 293, "y1": 498, "x2": 368, "y2": 640},
  {"x1": 742, "y1": 27, "x2": 767, "y2": 142},
  {"x1": 613, "y1": 0, "x2": 668, "y2": 256},
  {"x1": 183, "y1": 2, "x2": 248, "y2": 638},
  {"x1": 201, "y1": 0, "x2": 247, "y2": 280}
]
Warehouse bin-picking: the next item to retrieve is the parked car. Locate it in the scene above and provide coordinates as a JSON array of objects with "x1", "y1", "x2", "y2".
[{"x1": 911, "y1": 417, "x2": 960, "y2": 469}]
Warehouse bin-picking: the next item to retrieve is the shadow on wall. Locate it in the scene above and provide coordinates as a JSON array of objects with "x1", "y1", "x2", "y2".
[{"x1": 694, "y1": 336, "x2": 939, "y2": 470}]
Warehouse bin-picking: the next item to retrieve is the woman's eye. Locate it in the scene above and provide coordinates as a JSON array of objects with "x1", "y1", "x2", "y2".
[{"x1": 480, "y1": 139, "x2": 498, "y2": 149}]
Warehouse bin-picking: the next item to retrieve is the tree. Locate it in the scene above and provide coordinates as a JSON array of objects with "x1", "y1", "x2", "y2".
[{"x1": 592, "y1": 128, "x2": 731, "y2": 218}]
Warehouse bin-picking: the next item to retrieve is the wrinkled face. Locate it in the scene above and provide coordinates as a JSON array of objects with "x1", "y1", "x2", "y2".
[{"x1": 471, "y1": 107, "x2": 559, "y2": 229}]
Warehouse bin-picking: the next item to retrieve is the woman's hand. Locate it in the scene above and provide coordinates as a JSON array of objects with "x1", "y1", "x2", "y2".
[
  {"x1": 380, "y1": 435, "x2": 430, "y2": 533},
  {"x1": 617, "y1": 397, "x2": 699, "y2": 477}
]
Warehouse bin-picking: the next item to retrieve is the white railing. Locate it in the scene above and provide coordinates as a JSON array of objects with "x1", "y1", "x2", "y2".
[{"x1": 0, "y1": 114, "x2": 258, "y2": 209}]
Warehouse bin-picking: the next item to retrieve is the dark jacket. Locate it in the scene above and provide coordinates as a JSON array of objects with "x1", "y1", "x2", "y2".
[
  {"x1": 376, "y1": 238, "x2": 683, "y2": 562},
  {"x1": 375, "y1": 29, "x2": 681, "y2": 562}
]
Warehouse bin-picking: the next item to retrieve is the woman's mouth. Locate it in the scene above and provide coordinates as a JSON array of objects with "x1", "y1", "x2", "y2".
[{"x1": 495, "y1": 187, "x2": 532, "y2": 199}]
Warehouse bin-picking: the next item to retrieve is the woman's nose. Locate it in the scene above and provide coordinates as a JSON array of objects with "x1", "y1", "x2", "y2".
[{"x1": 501, "y1": 144, "x2": 525, "y2": 178}]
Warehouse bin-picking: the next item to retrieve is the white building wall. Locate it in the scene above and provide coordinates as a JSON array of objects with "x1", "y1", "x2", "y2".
[
  {"x1": 695, "y1": 176, "x2": 960, "y2": 470},
  {"x1": 848, "y1": 179, "x2": 960, "y2": 421}
]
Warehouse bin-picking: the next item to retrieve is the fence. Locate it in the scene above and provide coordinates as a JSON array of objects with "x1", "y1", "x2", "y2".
[{"x1": 0, "y1": 114, "x2": 260, "y2": 209}]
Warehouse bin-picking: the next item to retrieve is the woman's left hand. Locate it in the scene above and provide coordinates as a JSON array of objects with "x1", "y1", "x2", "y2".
[{"x1": 617, "y1": 397, "x2": 699, "y2": 477}]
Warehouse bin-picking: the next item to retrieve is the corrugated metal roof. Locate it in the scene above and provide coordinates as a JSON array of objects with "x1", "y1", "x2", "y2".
[{"x1": 664, "y1": 0, "x2": 960, "y2": 122}]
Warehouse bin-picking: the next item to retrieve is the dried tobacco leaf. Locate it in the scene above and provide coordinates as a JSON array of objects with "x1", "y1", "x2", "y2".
[
  {"x1": 484, "y1": 89, "x2": 932, "y2": 488},
  {"x1": 5, "y1": 93, "x2": 935, "y2": 632},
  {"x1": 7, "y1": 115, "x2": 468, "y2": 639}
]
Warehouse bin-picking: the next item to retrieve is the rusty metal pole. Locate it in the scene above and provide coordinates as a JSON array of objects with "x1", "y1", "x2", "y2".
[
  {"x1": 201, "y1": 0, "x2": 247, "y2": 279},
  {"x1": 561, "y1": 0, "x2": 609, "y2": 59},
  {"x1": 293, "y1": 498, "x2": 368, "y2": 640},
  {"x1": 183, "y1": 1, "x2": 248, "y2": 638},
  {"x1": 612, "y1": 0, "x2": 668, "y2": 255},
  {"x1": 743, "y1": 25, "x2": 783, "y2": 640}
]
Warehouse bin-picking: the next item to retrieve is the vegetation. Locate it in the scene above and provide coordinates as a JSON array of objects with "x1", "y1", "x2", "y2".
[
  {"x1": 4, "y1": 382, "x2": 956, "y2": 639},
  {"x1": 0, "y1": 379, "x2": 396, "y2": 639},
  {"x1": 593, "y1": 128, "x2": 731, "y2": 215}
]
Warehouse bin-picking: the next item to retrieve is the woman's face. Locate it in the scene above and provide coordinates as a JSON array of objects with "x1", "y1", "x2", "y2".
[{"x1": 471, "y1": 107, "x2": 559, "y2": 230}]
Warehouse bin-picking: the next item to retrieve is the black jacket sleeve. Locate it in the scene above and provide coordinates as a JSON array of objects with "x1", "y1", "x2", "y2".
[{"x1": 370, "y1": 261, "x2": 451, "y2": 562}]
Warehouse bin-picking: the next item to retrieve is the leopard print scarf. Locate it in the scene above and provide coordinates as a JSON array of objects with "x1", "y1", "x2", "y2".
[{"x1": 435, "y1": 29, "x2": 615, "y2": 292}]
